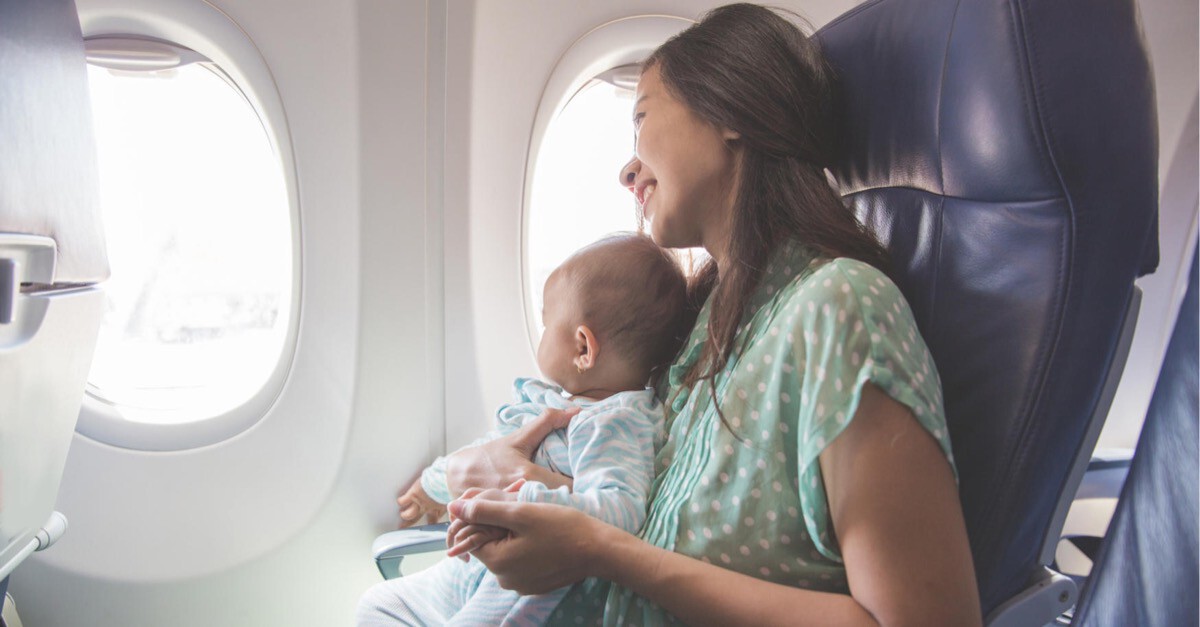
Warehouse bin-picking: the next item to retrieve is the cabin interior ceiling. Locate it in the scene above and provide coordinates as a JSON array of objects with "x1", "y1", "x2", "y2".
[{"x1": 10, "y1": 0, "x2": 1197, "y2": 626}]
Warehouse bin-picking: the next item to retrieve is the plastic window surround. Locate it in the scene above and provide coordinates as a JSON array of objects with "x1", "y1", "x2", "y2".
[
  {"x1": 75, "y1": 25, "x2": 301, "y2": 452},
  {"x1": 519, "y1": 15, "x2": 693, "y2": 359}
]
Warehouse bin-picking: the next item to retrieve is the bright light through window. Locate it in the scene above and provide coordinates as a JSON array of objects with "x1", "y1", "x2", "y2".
[
  {"x1": 527, "y1": 78, "x2": 705, "y2": 337},
  {"x1": 85, "y1": 62, "x2": 292, "y2": 424}
]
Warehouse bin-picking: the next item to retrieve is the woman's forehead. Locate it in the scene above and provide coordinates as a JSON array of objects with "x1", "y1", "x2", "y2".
[{"x1": 635, "y1": 65, "x2": 663, "y2": 101}]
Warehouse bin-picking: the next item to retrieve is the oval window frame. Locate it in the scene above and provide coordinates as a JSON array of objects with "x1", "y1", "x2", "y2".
[
  {"x1": 519, "y1": 15, "x2": 693, "y2": 359},
  {"x1": 75, "y1": 9, "x2": 301, "y2": 452}
]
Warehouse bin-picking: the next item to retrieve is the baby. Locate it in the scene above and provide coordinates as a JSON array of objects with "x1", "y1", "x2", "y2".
[{"x1": 357, "y1": 233, "x2": 694, "y2": 626}]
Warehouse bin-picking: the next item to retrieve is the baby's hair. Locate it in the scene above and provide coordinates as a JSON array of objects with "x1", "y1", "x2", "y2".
[{"x1": 561, "y1": 233, "x2": 695, "y2": 384}]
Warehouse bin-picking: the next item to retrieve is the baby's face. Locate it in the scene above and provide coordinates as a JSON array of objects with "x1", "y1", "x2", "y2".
[{"x1": 536, "y1": 271, "x2": 578, "y2": 389}]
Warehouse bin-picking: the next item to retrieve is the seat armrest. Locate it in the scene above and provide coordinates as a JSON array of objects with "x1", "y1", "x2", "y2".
[
  {"x1": 984, "y1": 567, "x2": 1077, "y2": 627},
  {"x1": 371, "y1": 523, "x2": 449, "y2": 580}
]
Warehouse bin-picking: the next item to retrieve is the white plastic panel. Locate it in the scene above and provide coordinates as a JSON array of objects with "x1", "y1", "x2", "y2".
[
  {"x1": 15, "y1": 0, "x2": 443, "y2": 620},
  {"x1": 24, "y1": 0, "x2": 357, "y2": 583},
  {"x1": 0, "y1": 236, "x2": 56, "y2": 348},
  {"x1": 0, "y1": 282, "x2": 104, "y2": 584},
  {"x1": 0, "y1": 0, "x2": 108, "y2": 284}
]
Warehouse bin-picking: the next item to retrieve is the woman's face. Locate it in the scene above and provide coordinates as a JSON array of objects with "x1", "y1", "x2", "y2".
[{"x1": 620, "y1": 66, "x2": 740, "y2": 255}]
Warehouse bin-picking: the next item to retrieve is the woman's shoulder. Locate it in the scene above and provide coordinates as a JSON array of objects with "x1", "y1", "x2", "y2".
[{"x1": 782, "y1": 257, "x2": 901, "y2": 308}]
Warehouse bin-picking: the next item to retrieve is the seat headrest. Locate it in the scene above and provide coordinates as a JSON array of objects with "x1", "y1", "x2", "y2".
[
  {"x1": 0, "y1": 0, "x2": 108, "y2": 284},
  {"x1": 817, "y1": 0, "x2": 1159, "y2": 613}
]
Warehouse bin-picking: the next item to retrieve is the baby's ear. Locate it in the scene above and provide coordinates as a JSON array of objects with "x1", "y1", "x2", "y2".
[{"x1": 574, "y1": 325, "x2": 599, "y2": 370}]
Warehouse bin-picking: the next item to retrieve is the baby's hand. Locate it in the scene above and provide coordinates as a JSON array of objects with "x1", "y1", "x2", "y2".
[
  {"x1": 446, "y1": 524, "x2": 509, "y2": 561},
  {"x1": 397, "y1": 480, "x2": 446, "y2": 528},
  {"x1": 445, "y1": 481, "x2": 525, "y2": 561}
]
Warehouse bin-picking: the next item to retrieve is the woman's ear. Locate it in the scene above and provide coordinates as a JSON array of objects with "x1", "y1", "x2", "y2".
[
  {"x1": 573, "y1": 325, "x2": 600, "y2": 372},
  {"x1": 721, "y1": 126, "x2": 741, "y2": 142}
]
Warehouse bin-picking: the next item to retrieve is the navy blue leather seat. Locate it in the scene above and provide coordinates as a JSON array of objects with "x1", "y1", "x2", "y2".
[
  {"x1": 816, "y1": 0, "x2": 1159, "y2": 620},
  {"x1": 1073, "y1": 243, "x2": 1198, "y2": 626}
]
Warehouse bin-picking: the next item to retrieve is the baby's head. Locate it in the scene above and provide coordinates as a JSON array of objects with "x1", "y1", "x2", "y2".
[{"x1": 538, "y1": 233, "x2": 692, "y2": 397}]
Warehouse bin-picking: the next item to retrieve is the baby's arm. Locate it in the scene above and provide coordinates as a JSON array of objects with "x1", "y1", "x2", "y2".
[
  {"x1": 397, "y1": 481, "x2": 447, "y2": 526},
  {"x1": 417, "y1": 424, "x2": 520, "y2": 505},
  {"x1": 417, "y1": 380, "x2": 553, "y2": 505},
  {"x1": 401, "y1": 424, "x2": 525, "y2": 526},
  {"x1": 446, "y1": 404, "x2": 657, "y2": 556},
  {"x1": 516, "y1": 405, "x2": 658, "y2": 534}
]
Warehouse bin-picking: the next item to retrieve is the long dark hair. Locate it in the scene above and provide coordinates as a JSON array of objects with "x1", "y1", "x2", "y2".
[{"x1": 647, "y1": 4, "x2": 891, "y2": 425}]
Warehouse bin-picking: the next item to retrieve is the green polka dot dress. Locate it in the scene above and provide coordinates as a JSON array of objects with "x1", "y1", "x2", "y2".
[{"x1": 552, "y1": 241, "x2": 956, "y2": 626}]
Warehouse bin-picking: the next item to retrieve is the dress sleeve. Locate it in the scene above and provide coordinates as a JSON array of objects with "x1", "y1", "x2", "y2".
[{"x1": 789, "y1": 260, "x2": 956, "y2": 562}]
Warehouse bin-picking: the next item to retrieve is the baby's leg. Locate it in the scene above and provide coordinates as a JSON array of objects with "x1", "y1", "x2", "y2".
[
  {"x1": 356, "y1": 558, "x2": 488, "y2": 626},
  {"x1": 447, "y1": 574, "x2": 569, "y2": 627}
]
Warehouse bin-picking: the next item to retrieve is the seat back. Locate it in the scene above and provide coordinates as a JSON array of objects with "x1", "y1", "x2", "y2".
[
  {"x1": 816, "y1": 0, "x2": 1159, "y2": 615},
  {"x1": 0, "y1": 0, "x2": 107, "y2": 583},
  {"x1": 1074, "y1": 243, "x2": 1198, "y2": 626}
]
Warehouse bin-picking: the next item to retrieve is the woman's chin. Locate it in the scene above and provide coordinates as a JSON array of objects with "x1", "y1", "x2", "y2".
[
  {"x1": 646, "y1": 224, "x2": 673, "y2": 248},
  {"x1": 649, "y1": 224, "x2": 693, "y2": 250}
]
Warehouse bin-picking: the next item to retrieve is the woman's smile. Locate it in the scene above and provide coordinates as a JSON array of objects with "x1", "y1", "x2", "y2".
[{"x1": 637, "y1": 182, "x2": 657, "y2": 215}]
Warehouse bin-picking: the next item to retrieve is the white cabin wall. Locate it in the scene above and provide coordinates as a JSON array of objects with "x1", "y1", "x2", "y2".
[{"x1": 14, "y1": 0, "x2": 440, "y2": 625}]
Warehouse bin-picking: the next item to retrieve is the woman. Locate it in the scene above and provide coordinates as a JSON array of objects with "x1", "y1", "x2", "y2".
[{"x1": 443, "y1": 4, "x2": 981, "y2": 625}]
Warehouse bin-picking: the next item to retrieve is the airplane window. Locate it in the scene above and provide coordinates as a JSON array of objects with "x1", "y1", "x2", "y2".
[
  {"x1": 84, "y1": 57, "x2": 292, "y2": 425},
  {"x1": 526, "y1": 75, "x2": 706, "y2": 337}
]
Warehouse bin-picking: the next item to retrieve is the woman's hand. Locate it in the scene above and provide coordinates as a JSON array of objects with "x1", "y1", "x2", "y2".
[
  {"x1": 443, "y1": 407, "x2": 579, "y2": 498},
  {"x1": 396, "y1": 481, "x2": 445, "y2": 528},
  {"x1": 445, "y1": 480, "x2": 525, "y2": 559},
  {"x1": 447, "y1": 495, "x2": 615, "y2": 595}
]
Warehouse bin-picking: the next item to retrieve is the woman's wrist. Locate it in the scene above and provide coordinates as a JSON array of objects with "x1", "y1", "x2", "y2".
[{"x1": 587, "y1": 521, "x2": 643, "y2": 583}]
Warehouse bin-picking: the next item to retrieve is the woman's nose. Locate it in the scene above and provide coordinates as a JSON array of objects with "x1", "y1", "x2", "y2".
[{"x1": 619, "y1": 156, "x2": 640, "y2": 191}]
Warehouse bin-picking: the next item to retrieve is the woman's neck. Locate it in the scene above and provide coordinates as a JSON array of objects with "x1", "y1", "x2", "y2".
[
  {"x1": 702, "y1": 200, "x2": 737, "y2": 276},
  {"x1": 704, "y1": 229, "x2": 732, "y2": 277}
]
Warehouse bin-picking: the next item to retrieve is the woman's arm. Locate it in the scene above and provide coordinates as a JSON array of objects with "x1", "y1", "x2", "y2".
[
  {"x1": 441, "y1": 407, "x2": 579, "y2": 498},
  {"x1": 453, "y1": 384, "x2": 981, "y2": 626},
  {"x1": 452, "y1": 498, "x2": 876, "y2": 626},
  {"x1": 628, "y1": 384, "x2": 980, "y2": 625},
  {"x1": 819, "y1": 384, "x2": 981, "y2": 625}
]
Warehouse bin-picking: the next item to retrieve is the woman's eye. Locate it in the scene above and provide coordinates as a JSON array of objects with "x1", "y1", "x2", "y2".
[{"x1": 632, "y1": 112, "x2": 645, "y2": 129}]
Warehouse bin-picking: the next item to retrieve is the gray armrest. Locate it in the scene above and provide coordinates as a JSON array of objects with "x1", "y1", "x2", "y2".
[
  {"x1": 371, "y1": 522, "x2": 449, "y2": 580},
  {"x1": 984, "y1": 567, "x2": 1077, "y2": 627}
]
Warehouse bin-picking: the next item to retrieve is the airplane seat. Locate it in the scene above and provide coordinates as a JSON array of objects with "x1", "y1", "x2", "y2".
[
  {"x1": 0, "y1": 0, "x2": 108, "y2": 615},
  {"x1": 372, "y1": 1, "x2": 1160, "y2": 622},
  {"x1": 1068, "y1": 242, "x2": 1198, "y2": 626},
  {"x1": 815, "y1": 0, "x2": 1158, "y2": 623}
]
